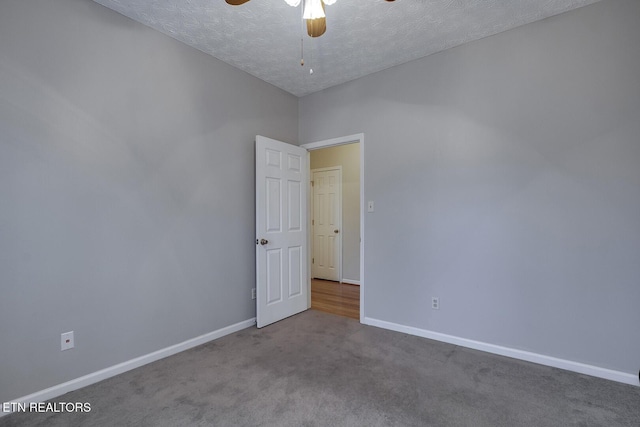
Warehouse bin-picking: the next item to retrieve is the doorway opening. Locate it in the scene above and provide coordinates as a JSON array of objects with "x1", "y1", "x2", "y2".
[
  {"x1": 302, "y1": 134, "x2": 364, "y2": 322},
  {"x1": 310, "y1": 279, "x2": 359, "y2": 320}
]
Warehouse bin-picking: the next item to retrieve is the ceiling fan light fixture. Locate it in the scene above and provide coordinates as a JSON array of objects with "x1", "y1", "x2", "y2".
[
  {"x1": 306, "y1": 16, "x2": 327, "y2": 38},
  {"x1": 225, "y1": 0, "x2": 393, "y2": 40},
  {"x1": 303, "y1": 0, "x2": 326, "y2": 20}
]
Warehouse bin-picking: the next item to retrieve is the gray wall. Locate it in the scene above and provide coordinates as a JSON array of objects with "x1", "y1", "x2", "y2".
[
  {"x1": 300, "y1": 0, "x2": 640, "y2": 376},
  {"x1": 310, "y1": 144, "x2": 360, "y2": 282},
  {"x1": 0, "y1": 0, "x2": 297, "y2": 402}
]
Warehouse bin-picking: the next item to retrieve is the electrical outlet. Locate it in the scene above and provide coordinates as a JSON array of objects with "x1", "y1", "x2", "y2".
[
  {"x1": 431, "y1": 297, "x2": 439, "y2": 310},
  {"x1": 251, "y1": 288, "x2": 256, "y2": 300},
  {"x1": 367, "y1": 201, "x2": 375, "y2": 213},
  {"x1": 61, "y1": 331, "x2": 74, "y2": 351}
]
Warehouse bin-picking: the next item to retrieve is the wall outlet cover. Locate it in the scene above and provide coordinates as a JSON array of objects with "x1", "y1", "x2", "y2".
[
  {"x1": 61, "y1": 331, "x2": 74, "y2": 351},
  {"x1": 367, "y1": 201, "x2": 375, "y2": 213}
]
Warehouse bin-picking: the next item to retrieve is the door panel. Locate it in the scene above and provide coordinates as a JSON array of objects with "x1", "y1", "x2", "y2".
[
  {"x1": 288, "y1": 246, "x2": 302, "y2": 296},
  {"x1": 256, "y1": 136, "x2": 308, "y2": 328},
  {"x1": 266, "y1": 249, "x2": 282, "y2": 304}
]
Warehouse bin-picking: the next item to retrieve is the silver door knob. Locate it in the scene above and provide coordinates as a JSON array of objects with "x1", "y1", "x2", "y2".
[
  {"x1": 334, "y1": 229, "x2": 339, "y2": 234},
  {"x1": 260, "y1": 238, "x2": 269, "y2": 245}
]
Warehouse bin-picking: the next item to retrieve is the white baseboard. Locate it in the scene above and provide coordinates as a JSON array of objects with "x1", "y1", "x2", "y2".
[
  {"x1": 341, "y1": 279, "x2": 360, "y2": 286},
  {"x1": 362, "y1": 317, "x2": 638, "y2": 387},
  {"x1": 2, "y1": 318, "x2": 256, "y2": 417}
]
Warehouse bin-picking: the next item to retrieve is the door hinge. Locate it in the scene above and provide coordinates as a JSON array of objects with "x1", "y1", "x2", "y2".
[
  {"x1": 312, "y1": 258, "x2": 315, "y2": 264},
  {"x1": 312, "y1": 219, "x2": 314, "y2": 226},
  {"x1": 311, "y1": 180, "x2": 314, "y2": 187}
]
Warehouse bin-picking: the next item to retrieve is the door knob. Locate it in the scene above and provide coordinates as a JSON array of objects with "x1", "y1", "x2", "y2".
[
  {"x1": 260, "y1": 238, "x2": 269, "y2": 245},
  {"x1": 334, "y1": 229, "x2": 339, "y2": 234}
]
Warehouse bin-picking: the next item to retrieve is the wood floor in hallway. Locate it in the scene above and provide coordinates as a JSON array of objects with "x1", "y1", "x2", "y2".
[{"x1": 310, "y1": 279, "x2": 360, "y2": 320}]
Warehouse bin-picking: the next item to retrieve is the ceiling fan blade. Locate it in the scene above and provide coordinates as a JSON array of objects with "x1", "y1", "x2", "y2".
[
  {"x1": 307, "y1": 17, "x2": 326, "y2": 37},
  {"x1": 225, "y1": 0, "x2": 251, "y2": 5}
]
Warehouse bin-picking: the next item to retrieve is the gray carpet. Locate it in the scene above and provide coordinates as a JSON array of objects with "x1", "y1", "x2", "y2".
[{"x1": 2, "y1": 310, "x2": 639, "y2": 426}]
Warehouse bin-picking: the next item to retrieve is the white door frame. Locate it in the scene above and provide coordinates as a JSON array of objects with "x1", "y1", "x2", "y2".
[
  {"x1": 311, "y1": 166, "x2": 343, "y2": 282},
  {"x1": 301, "y1": 133, "x2": 365, "y2": 323}
]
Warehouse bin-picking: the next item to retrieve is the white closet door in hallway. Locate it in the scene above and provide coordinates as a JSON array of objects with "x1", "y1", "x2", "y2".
[{"x1": 311, "y1": 167, "x2": 342, "y2": 282}]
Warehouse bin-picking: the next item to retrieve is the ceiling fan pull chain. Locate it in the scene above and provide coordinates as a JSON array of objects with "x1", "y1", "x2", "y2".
[
  {"x1": 300, "y1": 2, "x2": 305, "y2": 67},
  {"x1": 309, "y1": 38, "x2": 314, "y2": 74}
]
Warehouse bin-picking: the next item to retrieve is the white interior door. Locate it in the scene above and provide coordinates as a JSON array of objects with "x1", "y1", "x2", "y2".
[
  {"x1": 256, "y1": 135, "x2": 308, "y2": 328},
  {"x1": 311, "y1": 168, "x2": 342, "y2": 281}
]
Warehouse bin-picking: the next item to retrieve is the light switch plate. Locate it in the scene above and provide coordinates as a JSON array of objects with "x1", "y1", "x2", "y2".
[{"x1": 367, "y1": 201, "x2": 375, "y2": 213}]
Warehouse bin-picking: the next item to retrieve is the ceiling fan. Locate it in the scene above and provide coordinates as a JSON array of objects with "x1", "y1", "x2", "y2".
[{"x1": 225, "y1": 0, "x2": 396, "y2": 38}]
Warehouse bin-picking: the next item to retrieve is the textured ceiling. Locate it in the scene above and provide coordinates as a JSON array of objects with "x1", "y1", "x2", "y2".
[{"x1": 92, "y1": 0, "x2": 599, "y2": 97}]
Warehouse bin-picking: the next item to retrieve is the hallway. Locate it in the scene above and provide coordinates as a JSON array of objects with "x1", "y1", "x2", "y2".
[{"x1": 310, "y1": 279, "x2": 360, "y2": 320}]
